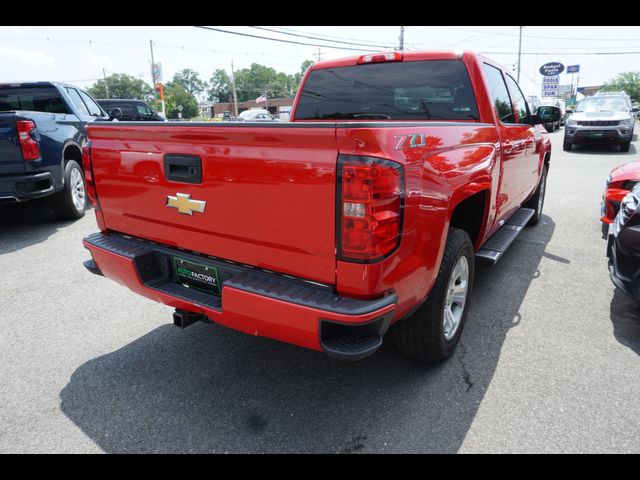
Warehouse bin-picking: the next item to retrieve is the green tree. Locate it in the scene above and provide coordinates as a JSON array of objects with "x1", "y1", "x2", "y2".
[
  {"x1": 164, "y1": 82, "x2": 198, "y2": 119},
  {"x1": 171, "y1": 68, "x2": 207, "y2": 101},
  {"x1": 207, "y1": 69, "x2": 232, "y2": 103},
  {"x1": 601, "y1": 71, "x2": 640, "y2": 102},
  {"x1": 294, "y1": 59, "x2": 315, "y2": 86},
  {"x1": 88, "y1": 74, "x2": 153, "y2": 101},
  {"x1": 234, "y1": 63, "x2": 296, "y2": 102}
]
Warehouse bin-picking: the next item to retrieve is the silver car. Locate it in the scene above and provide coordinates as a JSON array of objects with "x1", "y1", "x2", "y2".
[{"x1": 564, "y1": 96, "x2": 637, "y2": 152}]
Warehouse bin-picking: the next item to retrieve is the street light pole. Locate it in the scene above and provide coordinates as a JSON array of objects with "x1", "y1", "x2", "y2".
[{"x1": 399, "y1": 26, "x2": 405, "y2": 51}]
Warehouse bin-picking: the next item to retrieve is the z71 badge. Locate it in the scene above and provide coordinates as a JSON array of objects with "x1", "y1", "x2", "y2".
[{"x1": 393, "y1": 133, "x2": 427, "y2": 150}]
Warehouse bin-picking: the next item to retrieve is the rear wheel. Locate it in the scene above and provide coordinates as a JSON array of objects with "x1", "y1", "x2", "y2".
[
  {"x1": 393, "y1": 228, "x2": 474, "y2": 364},
  {"x1": 524, "y1": 165, "x2": 548, "y2": 226},
  {"x1": 51, "y1": 160, "x2": 86, "y2": 220}
]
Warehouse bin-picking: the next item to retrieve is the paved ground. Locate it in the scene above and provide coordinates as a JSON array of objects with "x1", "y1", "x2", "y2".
[{"x1": 1, "y1": 129, "x2": 639, "y2": 453}]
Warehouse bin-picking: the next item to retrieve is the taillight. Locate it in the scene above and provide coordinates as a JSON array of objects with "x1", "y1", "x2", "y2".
[
  {"x1": 82, "y1": 143, "x2": 99, "y2": 209},
  {"x1": 338, "y1": 155, "x2": 404, "y2": 262},
  {"x1": 16, "y1": 120, "x2": 40, "y2": 160}
]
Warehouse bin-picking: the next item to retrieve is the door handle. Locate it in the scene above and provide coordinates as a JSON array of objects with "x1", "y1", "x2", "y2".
[{"x1": 164, "y1": 155, "x2": 202, "y2": 184}]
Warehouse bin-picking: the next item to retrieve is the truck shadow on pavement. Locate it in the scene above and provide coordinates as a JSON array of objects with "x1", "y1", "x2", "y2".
[
  {"x1": 610, "y1": 289, "x2": 640, "y2": 356},
  {"x1": 0, "y1": 201, "x2": 76, "y2": 255},
  {"x1": 567, "y1": 144, "x2": 637, "y2": 156},
  {"x1": 59, "y1": 216, "x2": 556, "y2": 453}
]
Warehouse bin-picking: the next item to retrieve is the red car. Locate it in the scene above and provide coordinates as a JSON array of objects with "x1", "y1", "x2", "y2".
[{"x1": 601, "y1": 160, "x2": 640, "y2": 224}]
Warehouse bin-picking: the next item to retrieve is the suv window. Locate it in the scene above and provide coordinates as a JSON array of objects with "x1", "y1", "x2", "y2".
[
  {"x1": 65, "y1": 87, "x2": 90, "y2": 116},
  {"x1": 78, "y1": 90, "x2": 103, "y2": 117},
  {"x1": 482, "y1": 63, "x2": 514, "y2": 123},
  {"x1": 135, "y1": 103, "x2": 153, "y2": 116},
  {"x1": 0, "y1": 86, "x2": 68, "y2": 114},
  {"x1": 295, "y1": 60, "x2": 479, "y2": 121},
  {"x1": 504, "y1": 74, "x2": 529, "y2": 123}
]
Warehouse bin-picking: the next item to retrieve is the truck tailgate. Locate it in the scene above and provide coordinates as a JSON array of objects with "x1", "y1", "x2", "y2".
[{"x1": 87, "y1": 123, "x2": 338, "y2": 284}]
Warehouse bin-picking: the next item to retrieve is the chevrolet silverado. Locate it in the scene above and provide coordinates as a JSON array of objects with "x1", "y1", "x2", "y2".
[{"x1": 82, "y1": 50, "x2": 554, "y2": 363}]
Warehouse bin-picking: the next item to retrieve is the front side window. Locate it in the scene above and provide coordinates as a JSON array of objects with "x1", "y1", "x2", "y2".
[
  {"x1": 136, "y1": 103, "x2": 153, "y2": 116},
  {"x1": 504, "y1": 75, "x2": 529, "y2": 124},
  {"x1": 78, "y1": 90, "x2": 104, "y2": 117},
  {"x1": 295, "y1": 59, "x2": 479, "y2": 121},
  {"x1": 482, "y1": 63, "x2": 514, "y2": 123},
  {"x1": 65, "y1": 88, "x2": 90, "y2": 116}
]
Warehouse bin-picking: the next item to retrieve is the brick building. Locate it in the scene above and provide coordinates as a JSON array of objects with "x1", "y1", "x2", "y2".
[{"x1": 208, "y1": 97, "x2": 295, "y2": 119}]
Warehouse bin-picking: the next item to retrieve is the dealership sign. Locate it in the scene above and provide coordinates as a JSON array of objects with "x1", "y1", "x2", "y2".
[
  {"x1": 539, "y1": 62, "x2": 565, "y2": 76},
  {"x1": 566, "y1": 65, "x2": 580, "y2": 74},
  {"x1": 541, "y1": 75, "x2": 560, "y2": 97}
]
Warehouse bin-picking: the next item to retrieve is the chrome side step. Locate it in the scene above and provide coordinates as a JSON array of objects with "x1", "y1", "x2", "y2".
[{"x1": 476, "y1": 208, "x2": 535, "y2": 265}]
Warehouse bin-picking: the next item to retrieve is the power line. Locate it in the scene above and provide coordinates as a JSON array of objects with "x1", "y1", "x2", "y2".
[
  {"x1": 193, "y1": 26, "x2": 386, "y2": 52},
  {"x1": 432, "y1": 26, "x2": 640, "y2": 42},
  {"x1": 248, "y1": 26, "x2": 395, "y2": 49},
  {"x1": 481, "y1": 50, "x2": 640, "y2": 55},
  {"x1": 271, "y1": 25, "x2": 394, "y2": 46}
]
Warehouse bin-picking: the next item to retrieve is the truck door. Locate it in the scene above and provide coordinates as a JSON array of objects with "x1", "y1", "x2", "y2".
[
  {"x1": 503, "y1": 74, "x2": 538, "y2": 198},
  {"x1": 481, "y1": 63, "x2": 533, "y2": 225}
]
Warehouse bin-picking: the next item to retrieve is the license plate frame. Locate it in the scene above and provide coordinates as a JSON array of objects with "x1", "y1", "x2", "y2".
[{"x1": 173, "y1": 257, "x2": 221, "y2": 296}]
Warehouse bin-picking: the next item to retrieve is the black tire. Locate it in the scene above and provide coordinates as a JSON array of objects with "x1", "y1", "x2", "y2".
[
  {"x1": 524, "y1": 165, "x2": 548, "y2": 226},
  {"x1": 51, "y1": 160, "x2": 86, "y2": 220},
  {"x1": 620, "y1": 140, "x2": 631, "y2": 153},
  {"x1": 563, "y1": 140, "x2": 572, "y2": 151},
  {"x1": 392, "y1": 228, "x2": 474, "y2": 364}
]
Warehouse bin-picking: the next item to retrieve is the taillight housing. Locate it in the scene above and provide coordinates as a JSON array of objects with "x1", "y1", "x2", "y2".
[
  {"x1": 338, "y1": 155, "x2": 404, "y2": 262},
  {"x1": 16, "y1": 120, "x2": 40, "y2": 160},
  {"x1": 82, "y1": 143, "x2": 99, "y2": 209}
]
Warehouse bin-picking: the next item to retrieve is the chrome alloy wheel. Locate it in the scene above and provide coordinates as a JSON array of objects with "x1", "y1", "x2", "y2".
[
  {"x1": 70, "y1": 167, "x2": 85, "y2": 212},
  {"x1": 443, "y1": 256, "x2": 469, "y2": 341}
]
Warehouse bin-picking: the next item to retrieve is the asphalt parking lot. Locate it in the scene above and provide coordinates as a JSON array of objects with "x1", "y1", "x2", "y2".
[{"x1": 1, "y1": 128, "x2": 639, "y2": 453}]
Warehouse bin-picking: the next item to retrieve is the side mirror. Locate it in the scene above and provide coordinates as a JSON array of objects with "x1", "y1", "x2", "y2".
[
  {"x1": 108, "y1": 108, "x2": 122, "y2": 120},
  {"x1": 528, "y1": 114, "x2": 543, "y2": 125},
  {"x1": 565, "y1": 108, "x2": 573, "y2": 114},
  {"x1": 632, "y1": 106, "x2": 639, "y2": 113}
]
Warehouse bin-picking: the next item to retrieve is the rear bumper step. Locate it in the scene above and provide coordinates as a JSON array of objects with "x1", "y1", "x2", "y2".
[
  {"x1": 476, "y1": 208, "x2": 535, "y2": 264},
  {"x1": 82, "y1": 232, "x2": 396, "y2": 360}
]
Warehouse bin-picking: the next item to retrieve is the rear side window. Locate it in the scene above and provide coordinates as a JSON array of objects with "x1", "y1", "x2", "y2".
[
  {"x1": 0, "y1": 86, "x2": 68, "y2": 114},
  {"x1": 482, "y1": 64, "x2": 515, "y2": 123},
  {"x1": 295, "y1": 60, "x2": 479, "y2": 121}
]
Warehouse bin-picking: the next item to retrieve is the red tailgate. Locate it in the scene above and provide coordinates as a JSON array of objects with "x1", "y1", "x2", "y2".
[{"x1": 88, "y1": 123, "x2": 338, "y2": 284}]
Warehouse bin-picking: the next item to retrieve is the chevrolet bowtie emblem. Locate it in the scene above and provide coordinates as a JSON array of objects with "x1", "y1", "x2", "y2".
[{"x1": 166, "y1": 193, "x2": 206, "y2": 215}]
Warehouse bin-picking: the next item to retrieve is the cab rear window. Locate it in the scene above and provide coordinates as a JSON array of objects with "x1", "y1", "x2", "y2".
[{"x1": 295, "y1": 60, "x2": 479, "y2": 121}]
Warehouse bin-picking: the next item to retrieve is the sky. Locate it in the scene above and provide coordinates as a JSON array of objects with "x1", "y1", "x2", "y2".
[{"x1": 1, "y1": 25, "x2": 639, "y2": 100}]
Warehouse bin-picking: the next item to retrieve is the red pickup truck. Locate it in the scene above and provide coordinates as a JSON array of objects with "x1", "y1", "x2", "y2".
[{"x1": 82, "y1": 50, "x2": 553, "y2": 363}]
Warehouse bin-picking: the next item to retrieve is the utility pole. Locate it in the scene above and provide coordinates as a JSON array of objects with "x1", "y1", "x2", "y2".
[
  {"x1": 230, "y1": 61, "x2": 239, "y2": 117},
  {"x1": 264, "y1": 89, "x2": 268, "y2": 112},
  {"x1": 399, "y1": 26, "x2": 405, "y2": 51},
  {"x1": 102, "y1": 68, "x2": 109, "y2": 99},
  {"x1": 150, "y1": 40, "x2": 156, "y2": 88},
  {"x1": 517, "y1": 26, "x2": 523, "y2": 83},
  {"x1": 314, "y1": 48, "x2": 323, "y2": 62}
]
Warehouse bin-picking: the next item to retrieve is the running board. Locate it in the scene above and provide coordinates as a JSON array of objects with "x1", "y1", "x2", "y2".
[{"x1": 476, "y1": 208, "x2": 535, "y2": 265}]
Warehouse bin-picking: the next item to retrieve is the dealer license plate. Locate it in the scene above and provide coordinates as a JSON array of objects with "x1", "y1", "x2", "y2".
[{"x1": 173, "y1": 257, "x2": 220, "y2": 295}]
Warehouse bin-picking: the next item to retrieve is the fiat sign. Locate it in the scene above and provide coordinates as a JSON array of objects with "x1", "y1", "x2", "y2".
[{"x1": 539, "y1": 62, "x2": 565, "y2": 76}]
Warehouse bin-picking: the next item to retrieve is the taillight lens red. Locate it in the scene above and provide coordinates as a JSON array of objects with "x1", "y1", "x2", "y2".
[
  {"x1": 16, "y1": 120, "x2": 40, "y2": 160},
  {"x1": 82, "y1": 143, "x2": 99, "y2": 208},
  {"x1": 338, "y1": 155, "x2": 403, "y2": 261}
]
